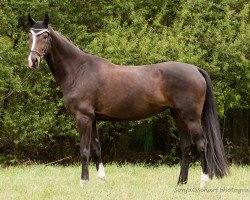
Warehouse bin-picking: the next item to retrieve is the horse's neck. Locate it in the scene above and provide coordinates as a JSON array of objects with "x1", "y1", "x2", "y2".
[{"x1": 45, "y1": 29, "x2": 85, "y2": 88}]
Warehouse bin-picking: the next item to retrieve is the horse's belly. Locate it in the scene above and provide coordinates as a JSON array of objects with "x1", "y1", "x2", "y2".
[{"x1": 95, "y1": 101, "x2": 168, "y2": 121}]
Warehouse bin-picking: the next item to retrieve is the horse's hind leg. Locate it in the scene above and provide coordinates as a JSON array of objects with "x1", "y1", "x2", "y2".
[
  {"x1": 171, "y1": 110, "x2": 193, "y2": 184},
  {"x1": 91, "y1": 121, "x2": 105, "y2": 181},
  {"x1": 183, "y1": 118, "x2": 209, "y2": 188}
]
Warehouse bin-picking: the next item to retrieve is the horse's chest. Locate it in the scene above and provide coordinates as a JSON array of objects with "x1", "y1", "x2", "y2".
[{"x1": 63, "y1": 91, "x2": 94, "y2": 116}]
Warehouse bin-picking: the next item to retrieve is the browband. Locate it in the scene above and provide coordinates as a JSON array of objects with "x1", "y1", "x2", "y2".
[{"x1": 30, "y1": 28, "x2": 50, "y2": 36}]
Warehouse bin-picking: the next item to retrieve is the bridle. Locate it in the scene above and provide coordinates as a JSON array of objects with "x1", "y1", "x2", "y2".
[{"x1": 29, "y1": 28, "x2": 51, "y2": 59}]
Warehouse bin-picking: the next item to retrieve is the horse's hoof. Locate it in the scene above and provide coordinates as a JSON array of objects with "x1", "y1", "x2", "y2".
[
  {"x1": 98, "y1": 176, "x2": 106, "y2": 182},
  {"x1": 178, "y1": 181, "x2": 187, "y2": 185},
  {"x1": 79, "y1": 179, "x2": 88, "y2": 187},
  {"x1": 177, "y1": 178, "x2": 187, "y2": 185}
]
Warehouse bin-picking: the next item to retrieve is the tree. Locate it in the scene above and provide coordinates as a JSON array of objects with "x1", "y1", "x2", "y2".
[{"x1": 0, "y1": 0, "x2": 249, "y2": 164}]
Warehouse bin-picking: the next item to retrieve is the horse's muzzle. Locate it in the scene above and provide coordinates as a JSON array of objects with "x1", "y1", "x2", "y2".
[{"x1": 28, "y1": 52, "x2": 40, "y2": 69}]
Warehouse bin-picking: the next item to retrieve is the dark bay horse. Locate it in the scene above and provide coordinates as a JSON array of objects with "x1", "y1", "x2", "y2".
[{"x1": 27, "y1": 13, "x2": 229, "y2": 187}]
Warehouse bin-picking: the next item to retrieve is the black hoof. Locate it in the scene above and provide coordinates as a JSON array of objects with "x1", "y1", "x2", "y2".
[{"x1": 178, "y1": 178, "x2": 187, "y2": 185}]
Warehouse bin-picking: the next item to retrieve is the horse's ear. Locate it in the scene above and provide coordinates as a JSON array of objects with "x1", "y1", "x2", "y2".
[
  {"x1": 44, "y1": 12, "x2": 49, "y2": 26},
  {"x1": 28, "y1": 13, "x2": 35, "y2": 26}
]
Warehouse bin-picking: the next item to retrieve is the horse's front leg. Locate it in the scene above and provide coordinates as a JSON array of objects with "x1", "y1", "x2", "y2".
[{"x1": 76, "y1": 113, "x2": 93, "y2": 186}]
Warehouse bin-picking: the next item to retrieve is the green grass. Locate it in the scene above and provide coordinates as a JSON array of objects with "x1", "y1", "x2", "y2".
[{"x1": 0, "y1": 164, "x2": 249, "y2": 200}]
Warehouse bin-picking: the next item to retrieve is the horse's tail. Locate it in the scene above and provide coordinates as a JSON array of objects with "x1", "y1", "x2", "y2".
[{"x1": 198, "y1": 68, "x2": 229, "y2": 179}]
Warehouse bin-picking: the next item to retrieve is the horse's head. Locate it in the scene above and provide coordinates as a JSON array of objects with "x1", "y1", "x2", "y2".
[{"x1": 28, "y1": 12, "x2": 51, "y2": 69}]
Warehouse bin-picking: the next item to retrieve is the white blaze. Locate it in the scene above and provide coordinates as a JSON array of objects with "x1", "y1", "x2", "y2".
[{"x1": 28, "y1": 33, "x2": 37, "y2": 68}]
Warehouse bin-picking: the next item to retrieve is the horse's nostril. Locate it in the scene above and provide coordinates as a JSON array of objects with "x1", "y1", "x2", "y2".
[{"x1": 30, "y1": 56, "x2": 39, "y2": 68}]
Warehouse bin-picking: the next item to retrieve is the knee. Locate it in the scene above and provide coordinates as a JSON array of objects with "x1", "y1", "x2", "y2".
[
  {"x1": 180, "y1": 138, "x2": 192, "y2": 157},
  {"x1": 80, "y1": 148, "x2": 90, "y2": 161},
  {"x1": 181, "y1": 145, "x2": 191, "y2": 157},
  {"x1": 196, "y1": 139, "x2": 206, "y2": 154}
]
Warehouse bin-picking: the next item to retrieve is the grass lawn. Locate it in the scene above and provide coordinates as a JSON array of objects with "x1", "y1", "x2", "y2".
[{"x1": 0, "y1": 164, "x2": 249, "y2": 200}]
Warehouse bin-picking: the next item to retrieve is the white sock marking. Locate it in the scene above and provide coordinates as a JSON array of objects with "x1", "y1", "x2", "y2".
[
  {"x1": 200, "y1": 172, "x2": 209, "y2": 189},
  {"x1": 98, "y1": 163, "x2": 106, "y2": 180}
]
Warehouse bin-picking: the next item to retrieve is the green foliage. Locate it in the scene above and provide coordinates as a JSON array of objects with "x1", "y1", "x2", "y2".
[
  {"x1": 0, "y1": 0, "x2": 249, "y2": 164},
  {"x1": 133, "y1": 122, "x2": 154, "y2": 152}
]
